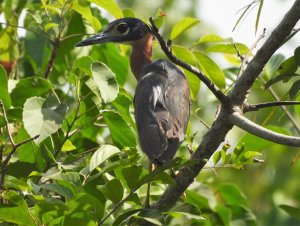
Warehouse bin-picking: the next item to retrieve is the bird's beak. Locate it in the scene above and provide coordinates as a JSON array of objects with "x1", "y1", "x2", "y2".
[{"x1": 75, "y1": 32, "x2": 111, "y2": 47}]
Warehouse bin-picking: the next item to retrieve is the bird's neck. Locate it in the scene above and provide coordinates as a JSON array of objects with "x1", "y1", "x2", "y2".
[{"x1": 130, "y1": 33, "x2": 153, "y2": 80}]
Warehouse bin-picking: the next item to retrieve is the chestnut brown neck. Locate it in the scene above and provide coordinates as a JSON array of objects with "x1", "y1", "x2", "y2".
[{"x1": 130, "y1": 33, "x2": 153, "y2": 80}]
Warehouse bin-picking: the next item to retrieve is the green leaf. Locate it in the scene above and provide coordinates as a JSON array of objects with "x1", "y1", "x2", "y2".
[
  {"x1": 255, "y1": 0, "x2": 264, "y2": 34},
  {"x1": 0, "y1": 65, "x2": 11, "y2": 109},
  {"x1": 122, "y1": 8, "x2": 135, "y2": 18},
  {"x1": 213, "y1": 151, "x2": 222, "y2": 165},
  {"x1": 185, "y1": 69, "x2": 200, "y2": 101},
  {"x1": 185, "y1": 190, "x2": 211, "y2": 210},
  {"x1": 62, "y1": 139, "x2": 76, "y2": 152},
  {"x1": 113, "y1": 208, "x2": 141, "y2": 226},
  {"x1": 243, "y1": 151, "x2": 262, "y2": 159},
  {"x1": 103, "y1": 110, "x2": 137, "y2": 148},
  {"x1": 198, "y1": 34, "x2": 225, "y2": 43},
  {"x1": 10, "y1": 77, "x2": 53, "y2": 107},
  {"x1": 99, "y1": 179, "x2": 124, "y2": 204},
  {"x1": 205, "y1": 43, "x2": 250, "y2": 55},
  {"x1": 44, "y1": 22, "x2": 59, "y2": 32},
  {"x1": 215, "y1": 205, "x2": 232, "y2": 226},
  {"x1": 264, "y1": 73, "x2": 298, "y2": 89},
  {"x1": 279, "y1": 56, "x2": 298, "y2": 74},
  {"x1": 87, "y1": 0, "x2": 123, "y2": 18},
  {"x1": 279, "y1": 204, "x2": 300, "y2": 220},
  {"x1": 194, "y1": 51, "x2": 226, "y2": 89},
  {"x1": 115, "y1": 165, "x2": 144, "y2": 191},
  {"x1": 75, "y1": 56, "x2": 94, "y2": 77},
  {"x1": 172, "y1": 45, "x2": 196, "y2": 65},
  {"x1": 72, "y1": 2, "x2": 101, "y2": 31},
  {"x1": 91, "y1": 62, "x2": 119, "y2": 103},
  {"x1": 41, "y1": 183, "x2": 74, "y2": 199},
  {"x1": 22, "y1": 96, "x2": 67, "y2": 143},
  {"x1": 294, "y1": 46, "x2": 300, "y2": 66},
  {"x1": 0, "y1": 191, "x2": 36, "y2": 225},
  {"x1": 289, "y1": 79, "x2": 300, "y2": 100},
  {"x1": 112, "y1": 92, "x2": 135, "y2": 128},
  {"x1": 170, "y1": 17, "x2": 200, "y2": 40},
  {"x1": 264, "y1": 54, "x2": 285, "y2": 78},
  {"x1": 218, "y1": 183, "x2": 248, "y2": 206},
  {"x1": 89, "y1": 144, "x2": 121, "y2": 172}
]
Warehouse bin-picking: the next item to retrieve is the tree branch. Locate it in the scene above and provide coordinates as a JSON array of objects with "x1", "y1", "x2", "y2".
[
  {"x1": 229, "y1": 0, "x2": 300, "y2": 105},
  {"x1": 244, "y1": 101, "x2": 300, "y2": 112},
  {"x1": 149, "y1": 17, "x2": 227, "y2": 103},
  {"x1": 230, "y1": 112, "x2": 300, "y2": 146},
  {"x1": 150, "y1": 0, "x2": 300, "y2": 212}
]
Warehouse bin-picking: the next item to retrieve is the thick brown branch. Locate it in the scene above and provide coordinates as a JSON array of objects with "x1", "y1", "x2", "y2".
[
  {"x1": 149, "y1": 17, "x2": 227, "y2": 103},
  {"x1": 244, "y1": 101, "x2": 300, "y2": 112},
  {"x1": 229, "y1": 0, "x2": 300, "y2": 105}
]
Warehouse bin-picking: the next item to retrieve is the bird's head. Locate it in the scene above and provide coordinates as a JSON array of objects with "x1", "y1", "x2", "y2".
[{"x1": 75, "y1": 18, "x2": 152, "y2": 47}]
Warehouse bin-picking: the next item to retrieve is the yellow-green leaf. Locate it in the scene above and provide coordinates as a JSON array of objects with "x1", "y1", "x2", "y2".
[
  {"x1": 87, "y1": 0, "x2": 123, "y2": 18},
  {"x1": 170, "y1": 17, "x2": 200, "y2": 40},
  {"x1": 194, "y1": 52, "x2": 226, "y2": 89},
  {"x1": 62, "y1": 139, "x2": 76, "y2": 152}
]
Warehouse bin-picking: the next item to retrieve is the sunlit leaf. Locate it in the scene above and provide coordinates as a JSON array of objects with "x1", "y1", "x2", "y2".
[
  {"x1": 87, "y1": 0, "x2": 123, "y2": 18},
  {"x1": 205, "y1": 43, "x2": 250, "y2": 55},
  {"x1": 22, "y1": 96, "x2": 67, "y2": 143},
  {"x1": 198, "y1": 34, "x2": 225, "y2": 43},
  {"x1": 91, "y1": 62, "x2": 119, "y2": 103},
  {"x1": 170, "y1": 17, "x2": 200, "y2": 40},
  {"x1": 72, "y1": 2, "x2": 101, "y2": 31},
  {"x1": 62, "y1": 139, "x2": 76, "y2": 152},
  {"x1": 89, "y1": 144, "x2": 121, "y2": 172},
  {"x1": 255, "y1": 0, "x2": 264, "y2": 34},
  {"x1": 194, "y1": 51, "x2": 226, "y2": 89},
  {"x1": 264, "y1": 54, "x2": 285, "y2": 79},
  {"x1": 0, "y1": 65, "x2": 11, "y2": 109}
]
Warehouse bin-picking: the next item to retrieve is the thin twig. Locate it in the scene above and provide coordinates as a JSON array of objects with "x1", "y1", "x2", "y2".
[
  {"x1": 0, "y1": 100, "x2": 39, "y2": 193},
  {"x1": 244, "y1": 101, "x2": 300, "y2": 112},
  {"x1": 149, "y1": 17, "x2": 227, "y2": 103},
  {"x1": 238, "y1": 28, "x2": 266, "y2": 77},
  {"x1": 0, "y1": 22, "x2": 53, "y2": 42}
]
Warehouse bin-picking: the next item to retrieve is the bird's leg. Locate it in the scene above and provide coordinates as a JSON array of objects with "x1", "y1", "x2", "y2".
[{"x1": 145, "y1": 162, "x2": 154, "y2": 208}]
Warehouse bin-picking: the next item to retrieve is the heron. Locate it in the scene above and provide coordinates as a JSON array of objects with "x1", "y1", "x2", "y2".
[{"x1": 75, "y1": 18, "x2": 190, "y2": 206}]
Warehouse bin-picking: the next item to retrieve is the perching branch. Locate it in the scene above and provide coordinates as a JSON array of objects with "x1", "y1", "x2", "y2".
[
  {"x1": 244, "y1": 101, "x2": 300, "y2": 112},
  {"x1": 150, "y1": 0, "x2": 300, "y2": 212},
  {"x1": 230, "y1": 112, "x2": 300, "y2": 146},
  {"x1": 149, "y1": 17, "x2": 227, "y2": 103},
  {"x1": 0, "y1": 100, "x2": 39, "y2": 194}
]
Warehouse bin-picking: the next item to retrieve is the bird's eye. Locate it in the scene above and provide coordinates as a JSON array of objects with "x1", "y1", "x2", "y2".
[{"x1": 117, "y1": 23, "x2": 128, "y2": 33}]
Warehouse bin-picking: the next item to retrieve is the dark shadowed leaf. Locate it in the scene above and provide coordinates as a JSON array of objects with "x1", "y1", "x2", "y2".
[
  {"x1": 295, "y1": 46, "x2": 300, "y2": 66},
  {"x1": 98, "y1": 178, "x2": 124, "y2": 204},
  {"x1": 113, "y1": 208, "x2": 141, "y2": 226},
  {"x1": 289, "y1": 79, "x2": 300, "y2": 99},
  {"x1": 279, "y1": 205, "x2": 300, "y2": 220},
  {"x1": 10, "y1": 77, "x2": 53, "y2": 107}
]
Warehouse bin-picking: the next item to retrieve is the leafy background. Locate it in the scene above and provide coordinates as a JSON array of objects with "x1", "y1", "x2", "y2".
[{"x1": 0, "y1": 0, "x2": 300, "y2": 225}]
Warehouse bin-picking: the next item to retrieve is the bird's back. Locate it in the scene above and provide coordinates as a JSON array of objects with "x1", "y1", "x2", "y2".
[{"x1": 134, "y1": 60, "x2": 190, "y2": 165}]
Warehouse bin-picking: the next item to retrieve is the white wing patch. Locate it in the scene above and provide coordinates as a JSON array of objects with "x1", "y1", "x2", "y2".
[{"x1": 152, "y1": 85, "x2": 162, "y2": 109}]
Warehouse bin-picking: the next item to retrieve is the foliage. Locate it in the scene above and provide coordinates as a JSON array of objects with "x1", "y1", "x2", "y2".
[{"x1": 0, "y1": 0, "x2": 299, "y2": 225}]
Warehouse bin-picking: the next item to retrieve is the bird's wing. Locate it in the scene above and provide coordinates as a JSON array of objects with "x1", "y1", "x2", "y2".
[{"x1": 134, "y1": 60, "x2": 190, "y2": 163}]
